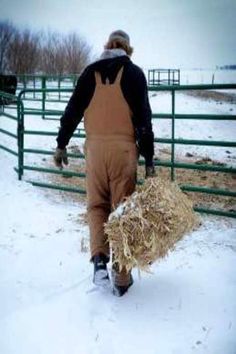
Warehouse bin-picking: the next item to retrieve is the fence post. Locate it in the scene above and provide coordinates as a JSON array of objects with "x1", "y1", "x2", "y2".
[
  {"x1": 171, "y1": 89, "x2": 175, "y2": 181},
  {"x1": 212, "y1": 73, "x2": 215, "y2": 85},
  {"x1": 17, "y1": 97, "x2": 24, "y2": 180},
  {"x1": 23, "y1": 76, "x2": 26, "y2": 99},
  {"x1": 58, "y1": 76, "x2": 61, "y2": 101},
  {"x1": 42, "y1": 76, "x2": 46, "y2": 119},
  {"x1": 33, "y1": 75, "x2": 36, "y2": 99}
]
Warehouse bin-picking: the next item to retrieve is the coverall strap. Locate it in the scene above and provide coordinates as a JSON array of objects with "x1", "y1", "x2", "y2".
[{"x1": 114, "y1": 66, "x2": 124, "y2": 84}]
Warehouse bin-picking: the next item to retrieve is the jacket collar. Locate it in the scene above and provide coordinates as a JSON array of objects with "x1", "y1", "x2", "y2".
[{"x1": 100, "y1": 48, "x2": 128, "y2": 60}]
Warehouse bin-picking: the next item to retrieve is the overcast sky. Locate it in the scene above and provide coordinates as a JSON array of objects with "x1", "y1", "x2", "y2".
[{"x1": 1, "y1": 0, "x2": 236, "y2": 69}]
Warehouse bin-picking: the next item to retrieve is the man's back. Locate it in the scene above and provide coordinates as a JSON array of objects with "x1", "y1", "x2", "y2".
[{"x1": 57, "y1": 54, "x2": 154, "y2": 167}]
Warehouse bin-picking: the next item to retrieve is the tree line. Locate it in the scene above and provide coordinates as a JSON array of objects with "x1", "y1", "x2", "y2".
[{"x1": 0, "y1": 20, "x2": 92, "y2": 75}]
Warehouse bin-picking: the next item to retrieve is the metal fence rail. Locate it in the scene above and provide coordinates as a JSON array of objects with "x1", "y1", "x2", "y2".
[
  {"x1": 16, "y1": 74, "x2": 78, "y2": 105},
  {"x1": 0, "y1": 90, "x2": 20, "y2": 157},
  {"x1": 149, "y1": 83, "x2": 236, "y2": 181},
  {"x1": 0, "y1": 90, "x2": 25, "y2": 180},
  {"x1": 18, "y1": 88, "x2": 74, "y2": 120},
  {"x1": 0, "y1": 83, "x2": 235, "y2": 218}
]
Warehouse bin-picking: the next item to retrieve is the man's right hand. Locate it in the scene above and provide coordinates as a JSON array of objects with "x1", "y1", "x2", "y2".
[
  {"x1": 145, "y1": 165, "x2": 156, "y2": 178},
  {"x1": 53, "y1": 148, "x2": 69, "y2": 169}
]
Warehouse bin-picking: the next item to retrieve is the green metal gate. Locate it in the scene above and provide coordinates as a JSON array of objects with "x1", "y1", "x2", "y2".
[
  {"x1": 0, "y1": 90, "x2": 24, "y2": 177},
  {"x1": 148, "y1": 69, "x2": 180, "y2": 86}
]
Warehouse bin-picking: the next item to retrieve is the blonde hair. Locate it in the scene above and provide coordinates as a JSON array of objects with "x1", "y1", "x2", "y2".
[{"x1": 104, "y1": 39, "x2": 133, "y2": 57}]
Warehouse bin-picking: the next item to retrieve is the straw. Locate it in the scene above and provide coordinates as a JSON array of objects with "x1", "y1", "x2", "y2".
[{"x1": 105, "y1": 177, "x2": 198, "y2": 272}]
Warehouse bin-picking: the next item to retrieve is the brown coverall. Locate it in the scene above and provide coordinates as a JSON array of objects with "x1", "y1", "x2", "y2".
[{"x1": 84, "y1": 66, "x2": 138, "y2": 282}]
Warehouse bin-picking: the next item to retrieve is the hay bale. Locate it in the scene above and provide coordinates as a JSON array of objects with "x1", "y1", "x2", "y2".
[{"x1": 104, "y1": 177, "x2": 198, "y2": 272}]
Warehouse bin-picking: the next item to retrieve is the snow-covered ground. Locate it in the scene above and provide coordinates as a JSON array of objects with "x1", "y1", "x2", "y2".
[
  {"x1": 1, "y1": 82, "x2": 236, "y2": 354},
  {"x1": 1, "y1": 152, "x2": 236, "y2": 354}
]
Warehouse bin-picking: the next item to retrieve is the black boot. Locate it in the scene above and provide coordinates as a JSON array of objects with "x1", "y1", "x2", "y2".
[
  {"x1": 112, "y1": 275, "x2": 134, "y2": 297},
  {"x1": 112, "y1": 266, "x2": 134, "y2": 297},
  {"x1": 92, "y1": 253, "x2": 110, "y2": 287}
]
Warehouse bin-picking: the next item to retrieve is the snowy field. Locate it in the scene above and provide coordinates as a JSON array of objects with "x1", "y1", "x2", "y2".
[
  {"x1": 179, "y1": 69, "x2": 236, "y2": 85},
  {"x1": 1, "y1": 81, "x2": 236, "y2": 354},
  {"x1": 142, "y1": 69, "x2": 236, "y2": 85}
]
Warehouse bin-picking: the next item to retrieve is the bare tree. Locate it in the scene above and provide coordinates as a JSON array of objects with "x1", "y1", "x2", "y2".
[
  {"x1": 64, "y1": 32, "x2": 91, "y2": 74},
  {"x1": 40, "y1": 30, "x2": 91, "y2": 75},
  {"x1": 40, "y1": 30, "x2": 66, "y2": 75},
  {"x1": 0, "y1": 21, "x2": 15, "y2": 74},
  {"x1": 7, "y1": 29, "x2": 40, "y2": 74},
  {"x1": 1, "y1": 23, "x2": 92, "y2": 75}
]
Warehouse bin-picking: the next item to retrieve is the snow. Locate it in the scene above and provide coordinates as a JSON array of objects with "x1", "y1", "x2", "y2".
[
  {"x1": 1, "y1": 155, "x2": 236, "y2": 354},
  {"x1": 109, "y1": 203, "x2": 126, "y2": 219},
  {"x1": 143, "y1": 69, "x2": 236, "y2": 85},
  {"x1": 180, "y1": 69, "x2": 236, "y2": 85},
  {"x1": 1, "y1": 76, "x2": 236, "y2": 354}
]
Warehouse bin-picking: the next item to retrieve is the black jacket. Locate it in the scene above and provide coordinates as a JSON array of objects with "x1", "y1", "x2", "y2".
[{"x1": 57, "y1": 55, "x2": 154, "y2": 166}]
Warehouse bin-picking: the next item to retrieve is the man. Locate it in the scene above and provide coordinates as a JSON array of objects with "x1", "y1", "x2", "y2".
[{"x1": 54, "y1": 30, "x2": 155, "y2": 296}]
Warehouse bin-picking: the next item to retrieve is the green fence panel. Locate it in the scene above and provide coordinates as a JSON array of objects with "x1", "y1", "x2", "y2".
[
  {"x1": 1, "y1": 83, "x2": 236, "y2": 218},
  {"x1": 0, "y1": 90, "x2": 23, "y2": 179}
]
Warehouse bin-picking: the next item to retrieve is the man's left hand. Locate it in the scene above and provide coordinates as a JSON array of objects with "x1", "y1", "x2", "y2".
[{"x1": 53, "y1": 148, "x2": 69, "y2": 169}]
